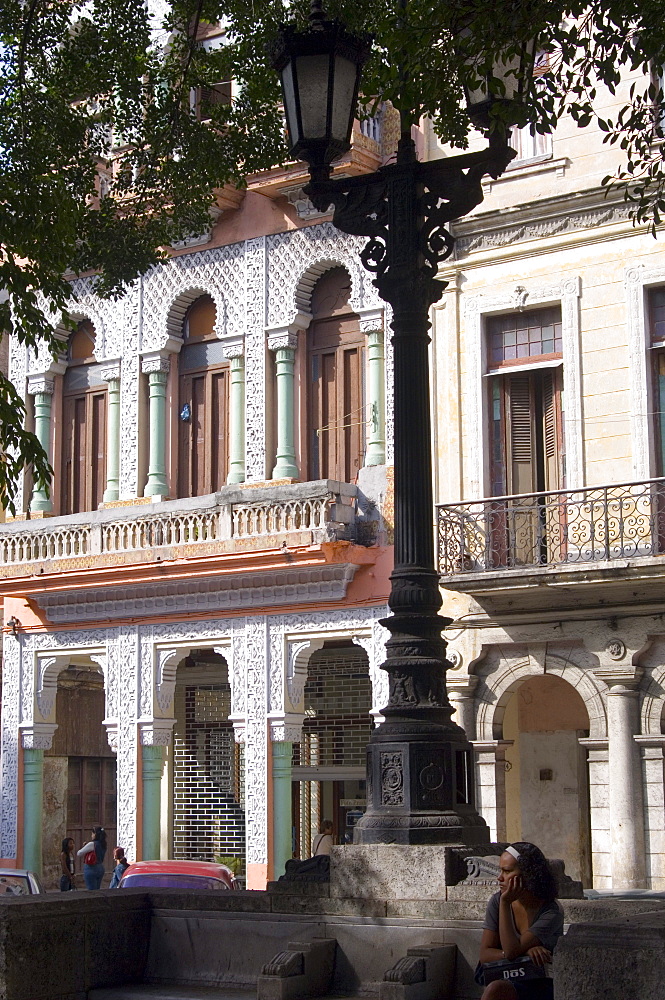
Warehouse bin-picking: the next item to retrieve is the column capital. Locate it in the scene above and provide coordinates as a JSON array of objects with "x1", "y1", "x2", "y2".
[
  {"x1": 100, "y1": 363, "x2": 121, "y2": 382},
  {"x1": 26, "y1": 376, "x2": 54, "y2": 396},
  {"x1": 141, "y1": 353, "x2": 171, "y2": 375},
  {"x1": 20, "y1": 723, "x2": 58, "y2": 750},
  {"x1": 593, "y1": 663, "x2": 643, "y2": 690},
  {"x1": 138, "y1": 718, "x2": 175, "y2": 746},
  {"x1": 223, "y1": 338, "x2": 245, "y2": 360},
  {"x1": 267, "y1": 332, "x2": 298, "y2": 352},
  {"x1": 448, "y1": 675, "x2": 479, "y2": 698},
  {"x1": 358, "y1": 308, "x2": 384, "y2": 334},
  {"x1": 269, "y1": 714, "x2": 304, "y2": 743}
]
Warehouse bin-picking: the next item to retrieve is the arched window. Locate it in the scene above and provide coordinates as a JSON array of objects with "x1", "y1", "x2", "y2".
[
  {"x1": 177, "y1": 294, "x2": 229, "y2": 498},
  {"x1": 307, "y1": 268, "x2": 364, "y2": 482},
  {"x1": 61, "y1": 320, "x2": 107, "y2": 514}
]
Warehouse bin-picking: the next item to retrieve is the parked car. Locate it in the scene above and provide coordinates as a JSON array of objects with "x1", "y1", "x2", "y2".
[
  {"x1": 119, "y1": 859, "x2": 238, "y2": 890},
  {"x1": 0, "y1": 869, "x2": 44, "y2": 896}
]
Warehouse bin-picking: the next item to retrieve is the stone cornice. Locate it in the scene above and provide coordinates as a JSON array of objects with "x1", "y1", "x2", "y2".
[
  {"x1": 32, "y1": 563, "x2": 360, "y2": 623},
  {"x1": 450, "y1": 188, "x2": 635, "y2": 259}
]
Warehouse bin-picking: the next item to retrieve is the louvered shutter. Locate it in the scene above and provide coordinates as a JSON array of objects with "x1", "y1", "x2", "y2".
[
  {"x1": 542, "y1": 369, "x2": 563, "y2": 491},
  {"x1": 507, "y1": 375, "x2": 536, "y2": 495}
]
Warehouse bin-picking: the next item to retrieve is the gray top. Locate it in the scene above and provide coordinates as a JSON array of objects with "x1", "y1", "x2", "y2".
[{"x1": 483, "y1": 891, "x2": 564, "y2": 952}]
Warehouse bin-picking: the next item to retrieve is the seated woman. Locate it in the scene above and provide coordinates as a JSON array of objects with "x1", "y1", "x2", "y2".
[{"x1": 477, "y1": 842, "x2": 564, "y2": 1000}]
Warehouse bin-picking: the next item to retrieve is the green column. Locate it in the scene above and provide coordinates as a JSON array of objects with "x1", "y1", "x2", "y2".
[
  {"x1": 102, "y1": 369, "x2": 121, "y2": 502},
  {"x1": 143, "y1": 359, "x2": 170, "y2": 497},
  {"x1": 23, "y1": 748, "x2": 44, "y2": 874},
  {"x1": 272, "y1": 740, "x2": 293, "y2": 878},
  {"x1": 227, "y1": 353, "x2": 246, "y2": 484},
  {"x1": 142, "y1": 744, "x2": 164, "y2": 860},
  {"x1": 272, "y1": 341, "x2": 298, "y2": 480},
  {"x1": 365, "y1": 329, "x2": 386, "y2": 466},
  {"x1": 29, "y1": 379, "x2": 54, "y2": 513}
]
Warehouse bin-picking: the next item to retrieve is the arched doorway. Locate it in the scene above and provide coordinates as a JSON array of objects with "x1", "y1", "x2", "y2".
[
  {"x1": 61, "y1": 319, "x2": 107, "y2": 514},
  {"x1": 177, "y1": 294, "x2": 229, "y2": 497},
  {"x1": 307, "y1": 267, "x2": 365, "y2": 482},
  {"x1": 502, "y1": 674, "x2": 591, "y2": 883},
  {"x1": 169, "y1": 649, "x2": 245, "y2": 875},
  {"x1": 292, "y1": 641, "x2": 371, "y2": 856},
  {"x1": 43, "y1": 659, "x2": 116, "y2": 886}
]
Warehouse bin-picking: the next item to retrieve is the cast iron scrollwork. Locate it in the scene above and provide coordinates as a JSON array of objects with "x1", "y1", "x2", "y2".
[{"x1": 306, "y1": 136, "x2": 515, "y2": 311}]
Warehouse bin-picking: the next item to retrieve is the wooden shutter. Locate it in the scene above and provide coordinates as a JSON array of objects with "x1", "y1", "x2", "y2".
[
  {"x1": 178, "y1": 366, "x2": 228, "y2": 498},
  {"x1": 507, "y1": 375, "x2": 536, "y2": 495},
  {"x1": 542, "y1": 369, "x2": 563, "y2": 491},
  {"x1": 91, "y1": 391, "x2": 107, "y2": 510},
  {"x1": 210, "y1": 370, "x2": 228, "y2": 492},
  {"x1": 61, "y1": 389, "x2": 107, "y2": 514},
  {"x1": 343, "y1": 345, "x2": 362, "y2": 482}
]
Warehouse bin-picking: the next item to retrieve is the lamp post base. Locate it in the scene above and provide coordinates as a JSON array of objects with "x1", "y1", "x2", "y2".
[{"x1": 354, "y1": 727, "x2": 490, "y2": 846}]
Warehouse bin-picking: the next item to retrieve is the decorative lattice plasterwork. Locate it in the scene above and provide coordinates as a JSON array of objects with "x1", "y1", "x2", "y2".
[
  {"x1": 140, "y1": 243, "x2": 245, "y2": 353},
  {"x1": 244, "y1": 617, "x2": 268, "y2": 866},
  {"x1": 1, "y1": 637, "x2": 20, "y2": 856},
  {"x1": 266, "y1": 222, "x2": 383, "y2": 332},
  {"x1": 244, "y1": 237, "x2": 266, "y2": 481},
  {"x1": 115, "y1": 627, "x2": 139, "y2": 859},
  {"x1": 119, "y1": 282, "x2": 141, "y2": 499}
]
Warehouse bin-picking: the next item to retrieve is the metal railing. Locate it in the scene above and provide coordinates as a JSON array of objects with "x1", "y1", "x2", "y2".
[{"x1": 437, "y1": 477, "x2": 665, "y2": 576}]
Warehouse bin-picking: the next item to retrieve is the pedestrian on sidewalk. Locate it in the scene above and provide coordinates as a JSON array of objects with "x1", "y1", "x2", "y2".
[
  {"x1": 77, "y1": 826, "x2": 107, "y2": 890},
  {"x1": 476, "y1": 842, "x2": 564, "y2": 1000},
  {"x1": 109, "y1": 847, "x2": 130, "y2": 888},
  {"x1": 59, "y1": 837, "x2": 76, "y2": 891}
]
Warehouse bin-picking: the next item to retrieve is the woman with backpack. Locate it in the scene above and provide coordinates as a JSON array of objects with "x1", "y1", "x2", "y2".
[{"x1": 77, "y1": 827, "x2": 107, "y2": 890}]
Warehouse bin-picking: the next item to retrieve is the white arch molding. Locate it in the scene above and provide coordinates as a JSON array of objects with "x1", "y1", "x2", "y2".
[{"x1": 475, "y1": 652, "x2": 607, "y2": 742}]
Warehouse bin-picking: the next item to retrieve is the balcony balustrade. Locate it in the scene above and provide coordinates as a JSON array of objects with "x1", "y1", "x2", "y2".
[
  {"x1": 437, "y1": 477, "x2": 665, "y2": 580},
  {"x1": 0, "y1": 481, "x2": 356, "y2": 577}
]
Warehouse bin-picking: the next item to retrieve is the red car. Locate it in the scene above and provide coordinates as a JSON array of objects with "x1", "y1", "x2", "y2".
[{"x1": 119, "y1": 859, "x2": 238, "y2": 891}]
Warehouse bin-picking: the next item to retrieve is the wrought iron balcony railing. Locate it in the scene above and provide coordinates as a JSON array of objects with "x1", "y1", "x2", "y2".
[{"x1": 437, "y1": 477, "x2": 665, "y2": 577}]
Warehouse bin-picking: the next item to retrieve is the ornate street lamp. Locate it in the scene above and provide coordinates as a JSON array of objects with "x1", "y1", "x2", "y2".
[{"x1": 272, "y1": 4, "x2": 535, "y2": 845}]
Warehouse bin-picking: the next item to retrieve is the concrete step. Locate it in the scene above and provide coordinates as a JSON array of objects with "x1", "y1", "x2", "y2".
[{"x1": 88, "y1": 987, "x2": 255, "y2": 1000}]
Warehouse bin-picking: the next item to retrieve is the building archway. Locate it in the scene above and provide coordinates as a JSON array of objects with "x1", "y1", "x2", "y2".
[
  {"x1": 292, "y1": 640, "x2": 371, "y2": 856},
  {"x1": 502, "y1": 673, "x2": 591, "y2": 883},
  {"x1": 169, "y1": 649, "x2": 245, "y2": 873},
  {"x1": 43, "y1": 657, "x2": 116, "y2": 886}
]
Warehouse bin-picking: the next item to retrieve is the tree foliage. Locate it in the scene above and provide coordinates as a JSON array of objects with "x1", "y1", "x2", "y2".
[{"x1": 2, "y1": 0, "x2": 665, "y2": 508}]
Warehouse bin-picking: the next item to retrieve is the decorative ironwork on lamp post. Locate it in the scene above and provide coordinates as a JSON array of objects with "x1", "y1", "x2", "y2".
[{"x1": 271, "y1": 2, "x2": 535, "y2": 844}]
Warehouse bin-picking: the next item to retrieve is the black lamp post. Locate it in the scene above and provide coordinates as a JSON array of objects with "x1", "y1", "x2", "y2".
[{"x1": 272, "y1": 3, "x2": 535, "y2": 845}]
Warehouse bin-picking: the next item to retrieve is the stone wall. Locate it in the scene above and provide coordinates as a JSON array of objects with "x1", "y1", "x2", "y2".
[{"x1": 0, "y1": 887, "x2": 662, "y2": 1000}]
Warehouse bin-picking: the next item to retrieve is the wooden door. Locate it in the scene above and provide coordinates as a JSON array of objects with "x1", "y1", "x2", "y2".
[
  {"x1": 67, "y1": 757, "x2": 117, "y2": 865},
  {"x1": 178, "y1": 365, "x2": 228, "y2": 498},
  {"x1": 308, "y1": 316, "x2": 364, "y2": 482},
  {"x1": 61, "y1": 389, "x2": 107, "y2": 515}
]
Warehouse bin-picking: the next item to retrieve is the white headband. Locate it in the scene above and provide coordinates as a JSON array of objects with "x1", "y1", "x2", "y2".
[{"x1": 506, "y1": 845, "x2": 521, "y2": 860}]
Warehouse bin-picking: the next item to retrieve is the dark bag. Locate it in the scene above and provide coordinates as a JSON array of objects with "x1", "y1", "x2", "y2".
[
  {"x1": 480, "y1": 956, "x2": 549, "y2": 987},
  {"x1": 84, "y1": 848, "x2": 97, "y2": 865}
]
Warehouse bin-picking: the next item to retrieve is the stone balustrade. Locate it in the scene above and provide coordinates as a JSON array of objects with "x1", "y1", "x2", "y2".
[{"x1": 0, "y1": 480, "x2": 358, "y2": 577}]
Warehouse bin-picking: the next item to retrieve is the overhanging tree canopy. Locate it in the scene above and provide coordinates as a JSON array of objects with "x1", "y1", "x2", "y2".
[{"x1": 2, "y1": 0, "x2": 665, "y2": 509}]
